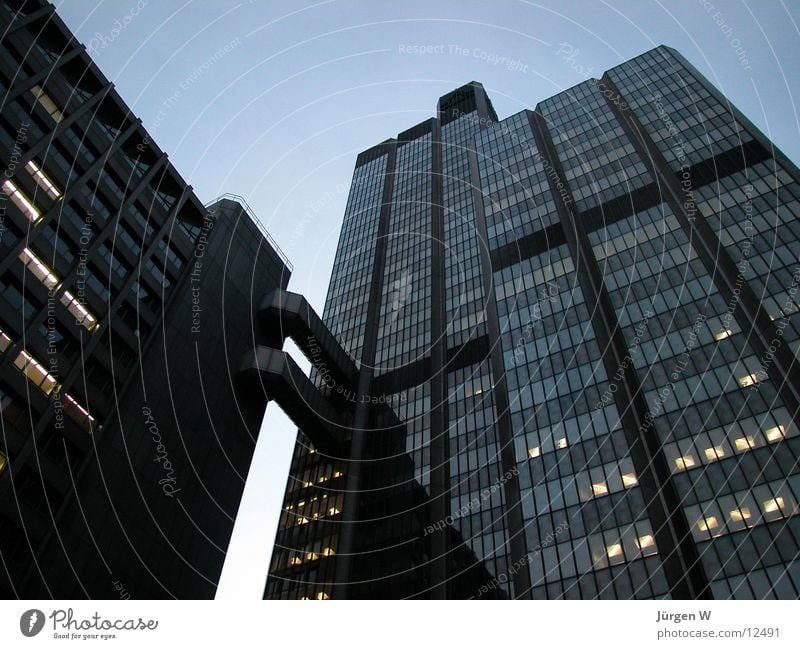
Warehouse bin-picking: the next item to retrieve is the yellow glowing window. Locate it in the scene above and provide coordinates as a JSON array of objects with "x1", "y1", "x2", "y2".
[
  {"x1": 61, "y1": 291, "x2": 99, "y2": 332},
  {"x1": 698, "y1": 516, "x2": 718, "y2": 532},
  {"x1": 734, "y1": 436, "x2": 754, "y2": 451},
  {"x1": 308, "y1": 448, "x2": 316, "y2": 454},
  {"x1": 592, "y1": 482, "x2": 608, "y2": 497},
  {"x1": 0, "y1": 328, "x2": 11, "y2": 353},
  {"x1": 674, "y1": 455, "x2": 695, "y2": 470},
  {"x1": 739, "y1": 373, "x2": 763, "y2": 388},
  {"x1": 289, "y1": 556, "x2": 302, "y2": 566},
  {"x1": 303, "y1": 480, "x2": 313, "y2": 488},
  {"x1": 729, "y1": 507, "x2": 752, "y2": 522},
  {"x1": 621, "y1": 473, "x2": 638, "y2": 488},
  {"x1": 321, "y1": 547, "x2": 334, "y2": 557},
  {"x1": 606, "y1": 543, "x2": 623, "y2": 559},
  {"x1": 333, "y1": 471, "x2": 343, "y2": 478},
  {"x1": 473, "y1": 388, "x2": 483, "y2": 395},
  {"x1": 25, "y1": 161, "x2": 61, "y2": 199},
  {"x1": 704, "y1": 446, "x2": 726, "y2": 461},
  {"x1": 2, "y1": 180, "x2": 40, "y2": 221},
  {"x1": 296, "y1": 500, "x2": 305, "y2": 507},
  {"x1": 19, "y1": 247, "x2": 59, "y2": 289},
  {"x1": 764, "y1": 425, "x2": 785, "y2": 442},
  {"x1": 636, "y1": 534, "x2": 655, "y2": 551},
  {"x1": 299, "y1": 596, "x2": 309, "y2": 601},
  {"x1": 0, "y1": 450, "x2": 7, "y2": 474},
  {"x1": 555, "y1": 437, "x2": 568, "y2": 449},
  {"x1": 296, "y1": 516, "x2": 309, "y2": 526},
  {"x1": 528, "y1": 447, "x2": 540, "y2": 459},
  {"x1": 328, "y1": 507, "x2": 340, "y2": 516},
  {"x1": 316, "y1": 592, "x2": 329, "y2": 600},
  {"x1": 13, "y1": 350, "x2": 58, "y2": 395},
  {"x1": 30, "y1": 85, "x2": 64, "y2": 122},
  {"x1": 318, "y1": 475, "x2": 327, "y2": 483},
  {"x1": 306, "y1": 552, "x2": 319, "y2": 561},
  {"x1": 714, "y1": 329, "x2": 732, "y2": 341},
  {"x1": 763, "y1": 497, "x2": 785, "y2": 514}
]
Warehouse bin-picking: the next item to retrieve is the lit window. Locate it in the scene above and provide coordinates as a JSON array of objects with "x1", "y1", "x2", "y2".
[
  {"x1": 555, "y1": 437, "x2": 568, "y2": 449},
  {"x1": 303, "y1": 480, "x2": 313, "y2": 488},
  {"x1": 473, "y1": 388, "x2": 483, "y2": 395},
  {"x1": 296, "y1": 500, "x2": 305, "y2": 507},
  {"x1": 606, "y1": 543, "x2": 623, "y2": 559},
  {"x1": 592, "y1": 482, "x2": 608, "y2": 497},
  {"x1": 764, "y1": 425, "x2": 785, "y2": 442},
  {"x1": 318, "y1": 475, "x2": 328, "y2": 484},
  {"x1": 734, "y1": 436, "x2": 754, "y2": 451},
  {"x1": 698, "y1": 516, "x2": 718, "y2": 532},
  {"x1": 715, "y1": 329, "x2": 732, "y2": 341},
  {"x1": 729, "y1": 507, "x2": 751, "y2": 523},
  {"x1": 674, "y1": 455, "x2": 695, "y2": 471},
  {"x1": 763, "y1": 497, "x2": 785, "y2": 515},
  {"x1": 704, "y1": 445, "x2": 726, "y2": 461},
  {"x1": 328, "y1": 507, "x2": 340, "y2": 516},
  {"x1": 289, "y1": 556, "x2": 302, "y2": 566},
  {"x1": 308, "y1": 448, "x2": 316, "y2": 454},
  {"x1": 64, "y1": 392, "x2": 95, "y2": 423},
  {"x1": 321, "y1": 547, "x2": 334, "y2": 557},
  {"x1": 528, "y1": 447, "x2": 540, "y2": 459},
  {"x1": 19, "y1": 247, "x2": 59, "y2": 290},
  {"x1": 296, "y1": 517, "x2": 309, "y2": 526},
  {"x1": 25, "y1": 161, "x2": 61, "y2": 199},
  {"x1": 621, "y1": 473, "x2": 638, "y2": 488},
  {"x1": 306, "y1": 552, "x2": 319, "y2": 561},
  {"x1": 636, "y1": 535, "x2": 655, "y2": 551},
  {"x1": 30, "y1": 85, "x2": 64, "y2": 122},
  {"x1": 316, "y1": 592, "x2": 329, "y2": 600},
  {"x1": 332, "y1": 471, "x2": 343, "y2": 478},
  {"x1": 739, "y1": 373, "x2": 764, "y2": 388},
  {"x1": 299, "y1": 596, "x2": 309, "y2": 601},
  {"x1": 0, "y1": 450, "x2": 7, "y2": 474},
  {"x1": 61, "y1": 291, "x2": 99, "y2": 332},
  {"x1": 2, "y1": 180, "x2": 40, "y2": 221},
  {"x1": 13, "y1": 350, "x2": 59, "y2": 395},
  {"x1": 0, "y1": 327, "x2": 11, "y2": 353}
]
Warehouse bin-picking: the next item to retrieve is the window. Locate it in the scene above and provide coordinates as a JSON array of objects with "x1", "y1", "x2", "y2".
[
  {"x1": 0, "y1": 326, "x2": 11, "y2": 353},
  {"x1": 739, "y1": 372, "x2": 765, "y2": 388},
  {"x1": 30, "y1": 84, "x2": 64, "y2": 123},
  {"x1": 19, "y1": 247, "x2": 59, "y2": 290},
  {"x1": 2, "y1": 180, "x2": 40, "y2": 221},
  {"x1": 13, "y1": 349, "x2": 58, "y2": 395},
  {"x1": 0, "y1": 450, "x2": 6, "y2": 474},
  {"x1": 63, "y1": 392, "x2": 95, "y2": 428},
  {"x1": 61, "y1": 290, "x2": 99, "y2": 332},
  {"x1": 764, "y1": 425, "x2": 785, "y2": 442},
  {"x1": 26, "y1": 161, "x2": 62, "y2": 199}
]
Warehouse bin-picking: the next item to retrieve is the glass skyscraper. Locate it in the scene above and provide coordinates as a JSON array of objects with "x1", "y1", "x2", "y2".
[{"x1": 266, "y1": 45, "x2": 800, "y2": 599}]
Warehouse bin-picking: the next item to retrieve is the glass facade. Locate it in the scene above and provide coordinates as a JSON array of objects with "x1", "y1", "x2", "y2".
[{"x1": 271, "y1": 48, "x2": 800, "y2": 599}]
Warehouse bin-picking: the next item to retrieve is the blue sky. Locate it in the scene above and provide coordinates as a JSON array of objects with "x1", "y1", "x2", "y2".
[{"x1": 54, "y1": 0, "x2": 800, "y2": 599}]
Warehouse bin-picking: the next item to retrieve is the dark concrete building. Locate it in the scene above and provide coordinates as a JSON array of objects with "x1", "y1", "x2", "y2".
[
  {"x1": 0, "y1": 0, "x2": 290, "y2": 598},
  {"x1": 264, "y1": 47, "x2": 800, "y2": 599}
]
